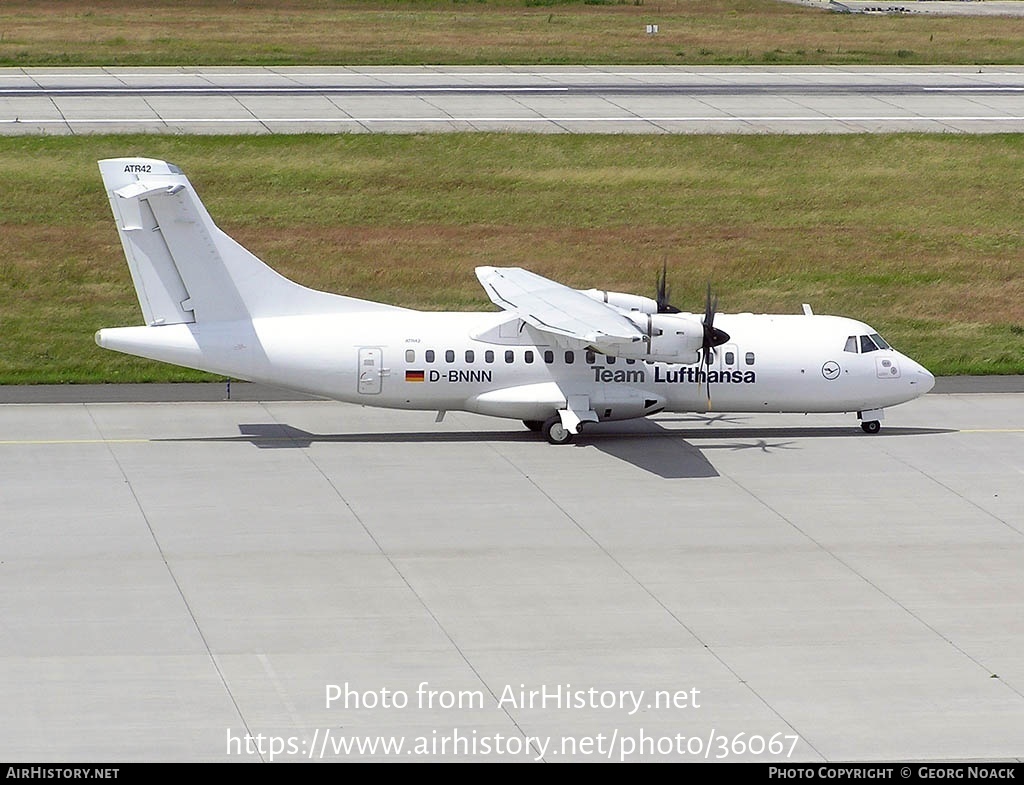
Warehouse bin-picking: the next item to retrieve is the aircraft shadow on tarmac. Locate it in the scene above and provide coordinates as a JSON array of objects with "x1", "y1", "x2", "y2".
[{"x1": 157, "y1": 419, "x2": 954, "y2": 480}]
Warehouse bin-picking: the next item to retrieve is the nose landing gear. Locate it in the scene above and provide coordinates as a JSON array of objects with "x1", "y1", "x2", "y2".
[{"x1": 858, "y1": 408, "x2": 884, "y2": 434}]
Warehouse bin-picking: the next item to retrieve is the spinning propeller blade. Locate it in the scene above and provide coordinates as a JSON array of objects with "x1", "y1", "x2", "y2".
[{"x1": 701, "y1": 283, "x2": 730, "y2": 409}]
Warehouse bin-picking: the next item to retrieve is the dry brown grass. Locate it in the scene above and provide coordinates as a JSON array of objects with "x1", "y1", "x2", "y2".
[{"x1": 2, "y1": 0, "x2": 1023, "y2": 66}]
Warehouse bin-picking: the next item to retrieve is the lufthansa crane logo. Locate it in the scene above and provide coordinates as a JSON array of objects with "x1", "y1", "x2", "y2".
[{"x1": 822, "y1": 361, "x2": 841, "y2": 380}]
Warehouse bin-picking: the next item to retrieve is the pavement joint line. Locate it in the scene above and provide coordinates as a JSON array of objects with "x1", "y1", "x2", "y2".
[
  {"x1": 141, "y1": 95, "x2": 162, "y2": 127},
  {"x1": 722, "y1": 462, "x2": 1024, "y2": 706},
  {"x1": 323, "y1": 93, "x2": 368, "y2": 133},
  {"x1": 81, "y1": 403, "x2": 266, "y2": 763},
  {"x1": 44, "y1": 89, "x2": 70, "y2": 135},
  {"x1": 482, "y1": 430, "x2": 827, "y2": 762},
  {"x1": 256, "y1": 401, "x2": 545, "y2": 760},
  {"x1": 871, "y1": 442, "x2": 1024, "y2": 697},
  {"x1": 235, "y1": 94, "x2": 272, "y2": 135},
  {"x1": 880, "y1": 438, "x2": 1024, "y2": 540}
]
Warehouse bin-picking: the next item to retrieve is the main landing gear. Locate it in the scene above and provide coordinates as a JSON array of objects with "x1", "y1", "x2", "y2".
[
  {"x1": 526, "y1": 415, "x2": 585, "y2": 444},
  {"x1": 861, "y1": 420, "x2": 881, "y2": 434},
  {"x1": 541, "y1": 415, "x2": 575, "y2": 445},
  {"x1": 526, "y1": 406, "x2": 597, "y2": 445}
]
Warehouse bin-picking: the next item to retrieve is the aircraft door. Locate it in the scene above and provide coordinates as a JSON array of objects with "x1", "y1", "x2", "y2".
[{"x1": 358, "y1": 347, "x2": 383, "y2": 394}]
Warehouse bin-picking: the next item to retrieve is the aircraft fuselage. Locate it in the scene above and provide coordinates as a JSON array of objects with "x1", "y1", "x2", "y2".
[{"x1": 97, "y1": 309, "x2": 935, "y2": 422}]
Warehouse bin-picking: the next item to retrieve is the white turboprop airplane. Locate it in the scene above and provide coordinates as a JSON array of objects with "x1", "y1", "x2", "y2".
[{"x1": 96, "y1": 158, "x2": 935, "y2": 444}]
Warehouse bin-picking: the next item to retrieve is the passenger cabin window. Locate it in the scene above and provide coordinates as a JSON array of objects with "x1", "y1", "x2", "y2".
[
  {"x1": 445, "y1": 349, "x2": 455, "y2": 363},
  {"x1": 524, "y1": 350, "x2": 534, "y2": 364},
  {"x1": 586, "y1": 351, "x2": 596, "y2": 364},
  {"x1": 564, "y1": 351, "x2": 575, "y2": 364},
  {"x1": 465, "y1": 350, "x2": 474, "y2": 363},
  {"x1": 724, "y1": 351, "x2": 735, "y2": 365},
  {"x1": 505, "y1": 350, "x2": 514, "y2": 364},
  {"x1": 405, "y1": 349, "x2": 415, "y2": 363},
  {"x1": 745, "y1": 352, "x2": 755, "y2": 366},
  {"x1": 543, "y1": 350, "x2": 554, "y2": 364},
  {"x1": 607, "y1": 356, "x2": 616, "y2": 365},
  {"x1": 425, "y1": 350, "x2": 435, "y2": 363},
  {"x1": 844, "y1": 336, "x2": 858, "y2": 354},
  {"x1": 485, "y1": 350, "x2": 494, "y2": 363}
]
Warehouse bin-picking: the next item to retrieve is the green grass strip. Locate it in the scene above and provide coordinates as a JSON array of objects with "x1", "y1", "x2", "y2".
[{"x1": 1, "y1": 133, "x2": 1022, "y2": 383}]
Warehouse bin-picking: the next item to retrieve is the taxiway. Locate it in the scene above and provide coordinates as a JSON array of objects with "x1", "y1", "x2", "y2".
[
  {"x1": 1, "y1": 392, "x2": 1022, "y2": 760},
  {"x1": 3, "y1": 65, "x2": 1024, "y2": 134}
]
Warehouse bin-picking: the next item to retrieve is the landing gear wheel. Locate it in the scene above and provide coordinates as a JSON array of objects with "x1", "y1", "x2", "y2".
[
  {"x1": 523, "y1": 420, "x2": 543, "y2": 433},
  {"x1": 542, "y1": 415, "x2": 574, "y2": 445},
  {"x1": 861, "y1": 420, "x2": 881, "y2": 434}
]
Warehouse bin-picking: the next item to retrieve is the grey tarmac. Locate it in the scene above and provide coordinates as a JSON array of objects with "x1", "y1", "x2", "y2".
[
  {"x1": 3, "y1": 65, "x2": 1024, "y2": 135},
  {"x1": 1, "y1": 391, "x2": 1022, "y2": 760}
]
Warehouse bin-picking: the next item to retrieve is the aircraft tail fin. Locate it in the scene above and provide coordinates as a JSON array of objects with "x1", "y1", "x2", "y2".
[{"x1": 99, "y1": 157, "x2": 400, "y2": 326}]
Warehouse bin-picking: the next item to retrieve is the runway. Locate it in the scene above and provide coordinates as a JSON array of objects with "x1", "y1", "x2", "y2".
[
  {"x1": 3, "y1": 65, "x2": 1024, "y2": 134},
  {"x1": 1, "y1": 392, "x2": 1022, "y2": 760}
]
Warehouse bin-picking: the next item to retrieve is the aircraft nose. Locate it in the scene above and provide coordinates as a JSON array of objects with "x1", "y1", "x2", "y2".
[
  {"x1": 905, "y1": 357, "x2": 935, "y2": 395},
  {"x1": 920, "y1": 367, "x2": 936, "y2": 394}
]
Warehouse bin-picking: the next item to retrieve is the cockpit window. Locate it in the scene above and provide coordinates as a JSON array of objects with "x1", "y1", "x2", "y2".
[
  {"x1": 844, "y1": 336, "x2": 858, "y2": 353},
  {"x1": 870, "y1": 333, "x2": 890, "y2": 350},
  {"x1": 860, "y1": 334, "x2": 880, "y2": 353}
]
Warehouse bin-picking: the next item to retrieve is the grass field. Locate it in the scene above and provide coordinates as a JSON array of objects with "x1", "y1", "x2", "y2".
[
  {"x1": 0, "y1": 133, "x2": 1021, "y2": 383},
  {"x1": 2, "y1": 0, "x2": 1024, "y2": 66}
]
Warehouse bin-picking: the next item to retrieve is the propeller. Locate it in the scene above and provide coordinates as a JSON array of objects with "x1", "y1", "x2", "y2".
[
  {"x1": 700, "y1": 282, "x2": 730, "y2": 409},
  {"x1": 655, "y1": 262, "x2": 680, "y2": 314},
  {"x1": 656, "y1": 266, "x2": 729, "y2": 408}
]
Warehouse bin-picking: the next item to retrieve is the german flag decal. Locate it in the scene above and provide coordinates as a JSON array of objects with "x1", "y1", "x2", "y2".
[{"x1": 405, "y1": 370, "x2": 425, "y2": 383}]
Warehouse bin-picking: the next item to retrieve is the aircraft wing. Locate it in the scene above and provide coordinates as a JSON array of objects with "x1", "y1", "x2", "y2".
[{"x1": 475, "y1": 267, "x2": 644, "y2": 345}]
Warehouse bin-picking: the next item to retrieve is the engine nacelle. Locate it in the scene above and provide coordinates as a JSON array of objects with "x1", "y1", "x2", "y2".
[
  {"x1": 592, "y1": 313, "x2": 705, "y2": 363},
  {"x1": 580, "y1": 289, "x2": 659, "y2": 314}
]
